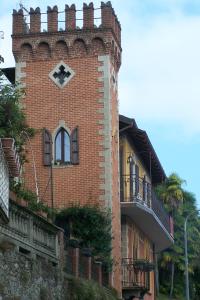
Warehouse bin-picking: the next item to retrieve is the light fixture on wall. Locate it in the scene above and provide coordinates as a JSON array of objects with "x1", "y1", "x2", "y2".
[{"x1": 127, "y1": 153, "x2": 134, "y2": 164}]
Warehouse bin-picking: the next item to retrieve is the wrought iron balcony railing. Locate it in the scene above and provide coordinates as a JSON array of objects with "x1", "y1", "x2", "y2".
[
  {"x1": 120, "y1": 175, "x2": 172, "y2": 235},
  {"x1": 122, "y1": 258, "x2": 151, "y2": 291}
]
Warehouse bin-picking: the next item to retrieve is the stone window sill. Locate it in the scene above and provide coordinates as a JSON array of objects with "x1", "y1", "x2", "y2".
[{"x1": 53, "y1": 163, "x2": 73, "y2": 168}]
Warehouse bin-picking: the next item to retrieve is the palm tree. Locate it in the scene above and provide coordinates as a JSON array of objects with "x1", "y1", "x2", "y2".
[
  {"x1": 156, "y1": 173, "x2": 185, "y2": 213},
  {"x1": 156, "y1": 173, "x2": 185, "y2": 299}
]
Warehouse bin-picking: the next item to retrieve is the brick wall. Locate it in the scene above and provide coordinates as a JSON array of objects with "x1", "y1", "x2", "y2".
[{"x1": 20, "y1": 57, "x2": 106, "y2": 207}]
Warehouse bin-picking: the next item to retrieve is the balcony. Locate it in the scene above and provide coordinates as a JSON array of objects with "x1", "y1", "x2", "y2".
[
  {"x1": 120, "y1": 175, "x2": 174, "y2": 251},
  {"x1": 122, "y1": 258, "x2": 151, "y2": 300}
]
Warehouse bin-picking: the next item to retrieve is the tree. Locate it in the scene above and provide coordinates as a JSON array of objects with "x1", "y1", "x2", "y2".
[
  {"x1": 156, "y1": 173, "x2": 185, "y2": 299},
  {"x1": 156, "y1": 173, "x2": 185, "y2": 213},
  {"x1": 157, "y1": 180, "x2": 200, "y2": 299},
  {"x1": 0, "y1": 71, "x2": 34, "y2": 163}
]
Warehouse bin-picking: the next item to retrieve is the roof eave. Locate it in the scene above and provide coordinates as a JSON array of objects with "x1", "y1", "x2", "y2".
[{"x1": 119, "y1": 115, "x2": 166, "y2": 184}]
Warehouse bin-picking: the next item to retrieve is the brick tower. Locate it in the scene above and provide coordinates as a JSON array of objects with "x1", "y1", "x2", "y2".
[{"x1": 12, "y1": 2, "x2": 121, "y2": 291}]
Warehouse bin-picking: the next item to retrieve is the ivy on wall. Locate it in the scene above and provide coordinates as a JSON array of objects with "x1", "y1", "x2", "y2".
[{"x1": 56, "y1": 205, "x2": 113, "y2": 268}]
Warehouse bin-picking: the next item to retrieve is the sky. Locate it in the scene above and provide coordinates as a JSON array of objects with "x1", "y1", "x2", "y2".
[{"x1": 0, "y1": 0, "x2": 200, "y2": 207}]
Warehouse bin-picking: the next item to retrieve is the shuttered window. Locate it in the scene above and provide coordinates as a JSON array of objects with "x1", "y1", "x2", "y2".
[
  {"x1": 143, "y1": 175, "x2": 147, "y2": 202},
  {"x1": 135, "y1": 164, "x2": 139, "y2": 196},
  {"x1": 43, "y1": 126, "x2": 79, "y2": 166},
  {"x1": 120, "y1": 147, "x2": 124, "y2": 201},
  {"x1": 70, "y1": 126, "x2": 79, "y2": 165},
  {"x1": 43, "y1": 128, "x2": 52, "y2": 166},
  {"x1": 129, "y1": 160, "x2": 134, "y2": 199},
  {"x1": 147, "y1": 183, "x2": 151, "y2": 206}
]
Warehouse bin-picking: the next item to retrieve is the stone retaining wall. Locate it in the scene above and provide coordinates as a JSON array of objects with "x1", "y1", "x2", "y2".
[{"x1": 0, "y1": 245, "x2": 67, "y2": 300}]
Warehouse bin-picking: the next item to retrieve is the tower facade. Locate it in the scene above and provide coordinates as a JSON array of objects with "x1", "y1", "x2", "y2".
[{"x1": 12, "y1": 2, "x2": 121, "y2": 291}]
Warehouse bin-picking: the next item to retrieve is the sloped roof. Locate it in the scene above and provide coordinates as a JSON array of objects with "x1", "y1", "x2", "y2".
[
  {"x1": 1, "y1": 138, "x2": 20, "y2": 177},
  {"x1": 119, "y1": 114, "x2": 166, "y2": 184},
  {"x1": 1, "y1": 68, "x2": 15, "y2": 84}
]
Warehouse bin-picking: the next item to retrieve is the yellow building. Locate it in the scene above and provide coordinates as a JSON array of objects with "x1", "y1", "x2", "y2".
[{"x1": 119, "y1": 115, "x2": 174, "y2": 300}]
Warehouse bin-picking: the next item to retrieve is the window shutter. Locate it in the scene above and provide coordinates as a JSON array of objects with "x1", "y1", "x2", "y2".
[
  {"x1": 70, "y1": 126, "x2": 79, "y2": 164},
  {"x1": 43, "y1": 128, "x2": 52, "y2": 166},
  {"x1": 129, "y1": 160, "x2": 134, "y2": 199},
  {"x1": 147, "y1": 183, "x2": 151, "y2": 206},
  {"x1": 120, "y1": 147, "x2": 124, "y2": 201},
  {"x1": 135, "y1": 164, "x2": 139, "y2": 196},
  {"x1": 143, "y1": 175, "x2": 146, "y2": 201}
]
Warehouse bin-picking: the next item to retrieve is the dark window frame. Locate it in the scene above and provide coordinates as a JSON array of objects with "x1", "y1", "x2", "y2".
[{"x1": 55, "y1": 127, "x2": 70, "y2": 164}]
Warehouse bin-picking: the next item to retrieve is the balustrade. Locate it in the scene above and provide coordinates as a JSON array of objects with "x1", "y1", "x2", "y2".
[
  {"x1": 0, "y1": 200, "x2": 60, "y2": 262},
  {"x1": 122, "y1": 258, "x2": 151, "y2": 291}
]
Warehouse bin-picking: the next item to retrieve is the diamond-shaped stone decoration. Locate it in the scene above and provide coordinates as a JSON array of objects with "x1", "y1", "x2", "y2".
[{"x1": 49, "y1": 61, "x2": 75, "y2": 88}]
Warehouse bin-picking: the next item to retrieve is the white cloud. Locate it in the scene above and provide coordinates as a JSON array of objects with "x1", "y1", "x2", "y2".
[
  {"x1": 0, "y1": 14, "x2": 14, "y2": 67},
  {"x1": 119, "y1": 13, "x2": 200, "y2": 136},
  {"x1": 1, "y1": 1, "x2": 200, "y2": 136}
]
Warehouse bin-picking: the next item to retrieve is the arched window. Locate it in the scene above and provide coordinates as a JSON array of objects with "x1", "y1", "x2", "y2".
[{"x1": 55, "y1": 128, "x2": 70, "y2": 164}]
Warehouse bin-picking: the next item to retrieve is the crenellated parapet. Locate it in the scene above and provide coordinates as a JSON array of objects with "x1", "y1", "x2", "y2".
[
  {"x1": 30, "y1": 7, "x2": 41, "y2": 33},
  {"x1": 12, "y1": 2, "x2": 121, "y2": 70},
  {"x1": 12, "y1": 9, "x2": 24, "y2": 35},
  {"x1": 47, "y1": 5, "x2": 58, "y2": 32},
  {"x1": 101, "y1": 2, "x2": 121, "y2": 45},
  {"x1": 83, "y1": 3, "x2": 94, "y2": 29},
  {"x1": 12, "y1": 2, "x2": 121, "y2": 42},
  {"x1": 65, "y1": 4, "x2": 76, "y2": 30}
]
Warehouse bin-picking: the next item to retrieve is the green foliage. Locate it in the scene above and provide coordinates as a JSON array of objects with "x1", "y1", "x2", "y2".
[
  {"x1": 67, "y1": 276, "x2": 119, "y2": 300},
  {"x1": 192, "y1": 267, "x2": 200, "y2": 299},
  {"x1": 0, "y1": 282, "x2": 5, "y2": 294},
  {"x1": 157, "y1": 293, "x2": 176, "y2": 300},
  {"x1": 0, "y1": 72, "x2": 35, "y2": 163},
  {"x1": 57, "y1": 205, "x2": 113, "y2": 267},
  {"x1": 10, "y1": 181, "x2": 56, "y2": 218},
  {"x1": 40, "y1": 287, "x2": 49, "y2": 300},
  {"x1": 156, "y1": 174, "x2": 200, "y2": 299},
  {"x1": 155, "y1": 173, "x2": 185, "y2": 213}
]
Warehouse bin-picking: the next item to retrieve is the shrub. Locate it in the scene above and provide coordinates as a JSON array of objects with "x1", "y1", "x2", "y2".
[{"x1": 56, "y1": 205, "x2": 113, "y2": 268}]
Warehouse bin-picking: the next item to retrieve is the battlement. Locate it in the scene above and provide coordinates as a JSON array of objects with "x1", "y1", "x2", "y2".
[{"x1": 12, "y1": 2, "x2": 121, "y2": 46}]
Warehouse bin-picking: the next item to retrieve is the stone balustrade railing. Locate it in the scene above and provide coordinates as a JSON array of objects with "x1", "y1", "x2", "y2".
[{"x1": 0, "y1": 200, "x2": 63, "y2": 263}]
